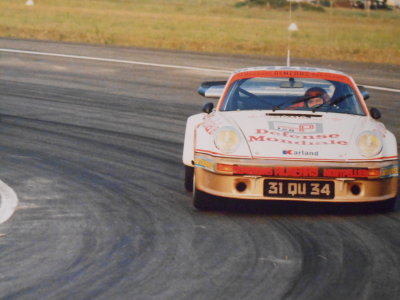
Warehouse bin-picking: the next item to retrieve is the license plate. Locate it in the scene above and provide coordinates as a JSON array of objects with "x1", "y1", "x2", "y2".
[{"x1": 264, "y1": 180, "x2": 335, "y2": 199}]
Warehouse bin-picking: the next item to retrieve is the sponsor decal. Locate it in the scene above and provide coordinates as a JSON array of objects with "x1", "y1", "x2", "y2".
[
  {"x1": 233, "y1": 166, "x2": 319, "y2": 177},
  {"x1": 323, "y1": 168, "x2": 369, "y2": 178},
  {"x1": 249, "y1": 128, "x2": 348, "y2": 146},
  {"x1": 283, "y1": 150, "x2": 319, "y2": 157},
  {"x1": 201, "y1": 119, "x2": 219, "y2": 135},
  {"x1": 230, "y1": 166, "x2": 386, "y2": 179},
  {"x1": 269, "y1": 121, "x2": 322, "y2": 134},
  {"x1": 274, "y1": 166, "x2": 319, "y2": 177},
  {"x1": 381, "y1": 165, "x2": 399, "y2": 178},
  {"x1": 231, "y1": 70, "x2": 348, "y2": 83},
  {"x1": 194, "y1": 157, "x2": 214, "y2": 171}
]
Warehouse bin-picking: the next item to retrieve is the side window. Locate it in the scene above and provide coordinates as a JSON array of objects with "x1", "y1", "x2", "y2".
[{"x1": 332, "y1": 82, "x2": 364, "y2": 115}]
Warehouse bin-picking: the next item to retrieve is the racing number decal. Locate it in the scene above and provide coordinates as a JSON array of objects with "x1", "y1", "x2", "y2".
[{"x1": 264, "y1": 180, "x2": 334, "y2": 199}]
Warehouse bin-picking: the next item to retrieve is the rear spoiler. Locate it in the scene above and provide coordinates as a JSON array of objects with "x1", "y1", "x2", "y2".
[{"x1": 198, "y1": 81, "x2": 226, "y2": 98}]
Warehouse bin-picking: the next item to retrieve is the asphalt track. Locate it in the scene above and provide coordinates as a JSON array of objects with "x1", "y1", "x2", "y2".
[{"x1": 0, "y1": 38, "x2": 399, "y2": 300}]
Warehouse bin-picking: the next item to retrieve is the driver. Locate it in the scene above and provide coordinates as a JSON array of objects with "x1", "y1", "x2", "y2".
[{"x1": 304, "y1": 87, "x2": 330, "y2": 108}]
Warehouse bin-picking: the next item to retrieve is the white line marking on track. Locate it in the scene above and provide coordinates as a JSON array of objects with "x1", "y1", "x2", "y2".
[
  {"x1": 0, "y1": 48, "x2": 231, "y2": 74},
  {"x1": 0, "y1": 181, "x2": 18, "y2": 224},
  {"x1": 1, "y1": 48, "x2": 399, "y2": 93},
  {"x1": 363, "y1": 85, "x2": 400, "y2": 93}
]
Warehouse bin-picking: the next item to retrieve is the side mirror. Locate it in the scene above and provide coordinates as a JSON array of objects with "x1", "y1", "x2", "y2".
[
  {"x1": 202, "y1": 102, "x2": 214, "y2": 114},
  {"x1": 370, "y1": 107, "x2": 381, "y2": 120},
  {"x1": 280, "y1": 78, "x2": 304, "y2": 88},
  {"x1": 198, "y1": 81, "x2": 226, "y2": 98},
  {"x1": 358, "y1": 85, "x2": 370, "y2": 100}
]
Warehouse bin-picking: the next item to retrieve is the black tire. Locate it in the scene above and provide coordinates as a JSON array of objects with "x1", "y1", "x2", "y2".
[
  {"x1": 191, "y1": 167, "x2": 210, "y2": 210},
  {"x1": 377, "y1": 197, "x2": 397, "y2": 212},
  {"x1": 184, "y1": 166, "x2": 194, "y2": 192},
  {"x1": 191, "y1": 168, "x2": 222, "y2": 211},
  {"x1": 193, "y1": 188, "x2": 213, "y2": 210}
]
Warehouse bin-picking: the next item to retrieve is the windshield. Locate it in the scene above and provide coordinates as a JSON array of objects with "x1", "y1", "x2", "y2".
[{"x1": 221, "y1": 77, "x2": 365, "y2": 115}]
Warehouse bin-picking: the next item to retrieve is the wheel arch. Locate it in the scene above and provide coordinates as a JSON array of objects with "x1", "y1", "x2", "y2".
[{"x1": 182, "y1": 113, "x2": 206, "y2": 166}]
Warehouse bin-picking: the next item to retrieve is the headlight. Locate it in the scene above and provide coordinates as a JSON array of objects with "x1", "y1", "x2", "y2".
[
  {"x1": 357, "y1": 131, "x2": 382, "y2": 158},
  {"x1": 214, "y1": 127, "x2": 241, "y2": 154}
]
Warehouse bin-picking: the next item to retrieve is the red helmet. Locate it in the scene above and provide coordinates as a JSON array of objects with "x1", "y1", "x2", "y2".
[{"x1": 304, "y1": 87, "x2": 330, "y2": 108}]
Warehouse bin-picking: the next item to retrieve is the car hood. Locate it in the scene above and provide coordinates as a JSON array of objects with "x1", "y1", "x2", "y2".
[{"x1": 222, "y1": 110, "x2": 374, "y2": 161}]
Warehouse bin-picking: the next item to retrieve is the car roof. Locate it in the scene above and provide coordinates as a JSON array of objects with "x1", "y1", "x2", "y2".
[{"x1": 232, "y1": 66, "x2": 348, "y2": 76}]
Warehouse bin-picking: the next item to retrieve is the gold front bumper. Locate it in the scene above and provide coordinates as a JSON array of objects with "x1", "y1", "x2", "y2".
[{"x1": 195, "y1": 167, "x2": 398, "y2": 203}]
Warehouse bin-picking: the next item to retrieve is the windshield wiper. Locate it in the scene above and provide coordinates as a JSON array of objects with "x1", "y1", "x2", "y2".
[
  {"x1": 272, "y1": 95, "x2": 314, "y2": 112},
  {"x1": 311, "y1": 94, "x2": 353, "y2": 113}
]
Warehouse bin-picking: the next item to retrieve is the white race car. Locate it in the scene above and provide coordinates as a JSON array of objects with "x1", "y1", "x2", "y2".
[{"x1": 183, "y1": 67, "x2": 398, "y2": 210}]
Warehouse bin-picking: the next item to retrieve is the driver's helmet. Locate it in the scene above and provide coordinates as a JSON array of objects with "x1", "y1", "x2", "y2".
[{"x1": 304, "y1": 87, "x2": 330, "y2": 108}]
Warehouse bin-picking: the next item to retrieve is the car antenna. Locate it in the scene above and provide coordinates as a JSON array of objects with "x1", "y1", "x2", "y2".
[{"x1": 287, "y1": 0, "x2": 298, "y2": 67}]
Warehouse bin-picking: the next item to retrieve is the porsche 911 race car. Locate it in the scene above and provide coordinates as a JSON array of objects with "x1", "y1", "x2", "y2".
[{"x1": 183, "y1": 66, "x2": 398, "y2": 210}]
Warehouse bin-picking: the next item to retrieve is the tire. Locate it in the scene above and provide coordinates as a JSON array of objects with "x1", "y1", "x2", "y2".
[
  {"x1": 377, "y1": 197, "x2": 397, "y2": 212},
  {"x1": 191, "y1": 168, "x2": 222, "y2": 211},
  {"x1": 193, "y1": 188, "x2": 213, "y2": 210},
  {"x1": 184, "y1": 166, "x2": 194, "y2": 192}
]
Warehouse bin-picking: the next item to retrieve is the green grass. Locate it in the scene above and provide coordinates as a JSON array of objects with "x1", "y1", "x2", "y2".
[{"x1": 1, "y1": 0, "x2": 399, "y2": 64}]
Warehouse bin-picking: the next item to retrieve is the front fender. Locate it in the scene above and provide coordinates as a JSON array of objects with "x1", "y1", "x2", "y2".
[{"x1": 182, "y1": 113, "x2": 206, "y2": 166}]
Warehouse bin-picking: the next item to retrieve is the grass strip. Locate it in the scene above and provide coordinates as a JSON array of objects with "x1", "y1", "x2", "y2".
[{"x1": 0, "y1": 0, "x2": 399, "y2": 64}]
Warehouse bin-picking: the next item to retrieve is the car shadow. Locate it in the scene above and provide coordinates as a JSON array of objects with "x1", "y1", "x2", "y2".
[{"x1": 203, "y1": 198, "x2": 398, "y2": 216}]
